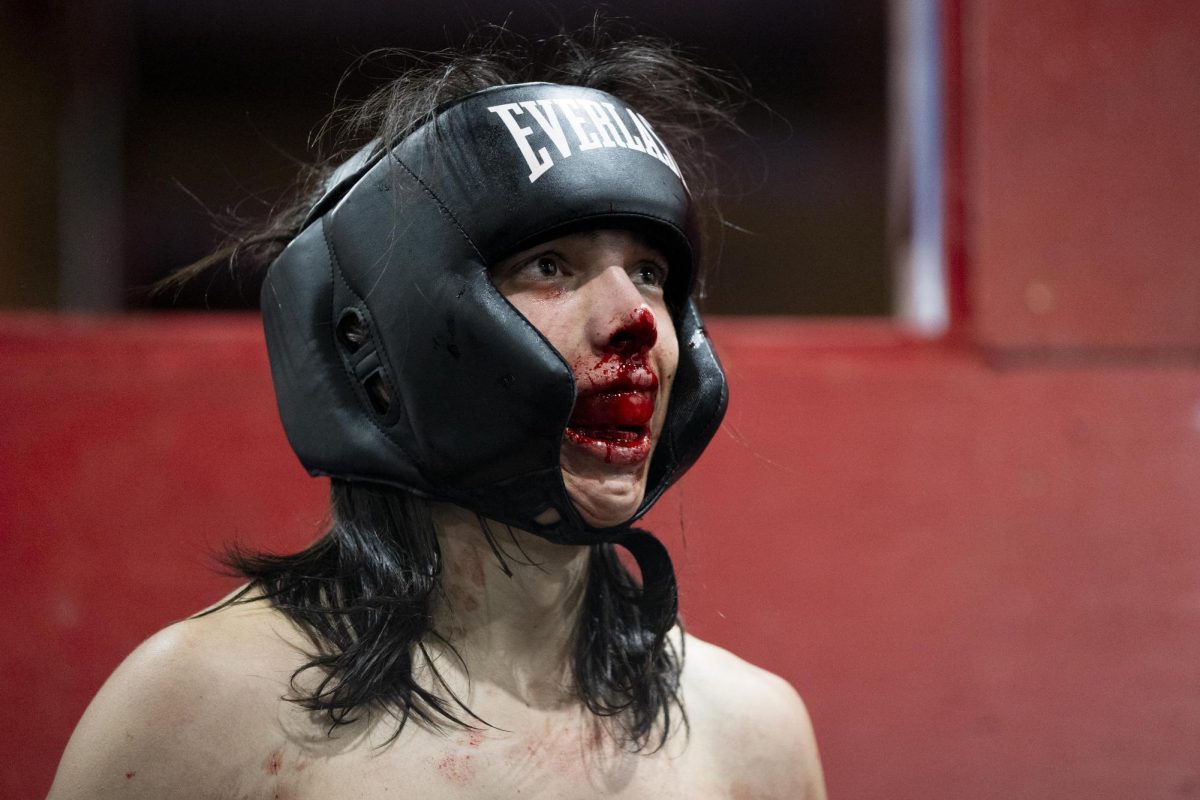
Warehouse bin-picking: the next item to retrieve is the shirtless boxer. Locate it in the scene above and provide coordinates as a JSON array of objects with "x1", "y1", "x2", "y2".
[{"x1": 49, "y1": 32, "x2": 826, "y2": 800}]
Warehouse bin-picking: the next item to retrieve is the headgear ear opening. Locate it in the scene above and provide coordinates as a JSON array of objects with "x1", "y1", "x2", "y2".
[
  {"x1": 262, "y1": 82, "x2": 728, "y2": 545},
  {"x1": 333, "y1": 305, "x2": 402, "y2": 421}
]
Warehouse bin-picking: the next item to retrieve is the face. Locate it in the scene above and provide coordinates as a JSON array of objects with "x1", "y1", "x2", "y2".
[{"x1": 493, "y1": 228, "x2": 680, "y2": 529}]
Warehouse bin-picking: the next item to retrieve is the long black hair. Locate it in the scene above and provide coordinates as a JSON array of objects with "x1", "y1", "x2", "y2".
[
  {"x1": 182, "y1": 24, "x2": 741, "y2": 752},
  {"x1": 223, "y1": 483, "x2": 686, "y2": 750}
]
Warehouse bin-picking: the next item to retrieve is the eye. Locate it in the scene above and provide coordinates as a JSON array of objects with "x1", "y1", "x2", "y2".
[
  {"x1": 511, "y1": 252, "x2": 565, "y2": 281},
  {"x1": 634, "y1": 260, "x2": 669, "y2": 289},
  {"x1": 533, "y1": 255, "x2": 560, "y2": 278}
]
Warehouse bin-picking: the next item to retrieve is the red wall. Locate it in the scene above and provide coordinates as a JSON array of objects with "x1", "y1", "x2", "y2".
[
  {"x1": 3, "y1": 317, "x2": 1198, "y2": 798},
  {"x1": 4, "y1": 2, "x2": 1200, "y2": 797},
  {"x1": 965, "y1": 0, "x2": 1200, "y2": 351}
]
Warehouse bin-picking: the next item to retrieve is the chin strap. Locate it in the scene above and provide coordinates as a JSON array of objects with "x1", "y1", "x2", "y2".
[{"x1": 616, "y1": 528, "x2": 679, "y2": 640}]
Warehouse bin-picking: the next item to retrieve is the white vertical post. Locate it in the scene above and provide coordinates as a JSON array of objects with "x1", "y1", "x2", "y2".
[{"x1": 889, "y1": 0, "x2": 947, "y2": 335}]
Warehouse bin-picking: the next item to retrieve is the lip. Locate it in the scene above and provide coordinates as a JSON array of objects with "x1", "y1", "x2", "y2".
[
  {"x1": 566, "y1": 355, "x2": 660, "y2": 466},
  {"x1": 569, "y1": 390, "x2": 655, "y2": 426},
  {"x1": 575, "y1": 353, "x2": 659, "y2": 394},
  {"x1": 566, "y1": 391, "x2": 656, "y2": 465},
  {"x1": 563, "y1": 425, "x2": 653, "y2": 465}
]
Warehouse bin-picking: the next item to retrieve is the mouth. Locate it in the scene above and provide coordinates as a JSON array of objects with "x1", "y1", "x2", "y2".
[{"x1": 565, "y1": 389, "x2": 656, "y2": 465}]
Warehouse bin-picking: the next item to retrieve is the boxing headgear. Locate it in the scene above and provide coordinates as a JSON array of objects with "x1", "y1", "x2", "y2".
[{"x1": 261, "y1": 82, "x2": 727, "y2": 545}]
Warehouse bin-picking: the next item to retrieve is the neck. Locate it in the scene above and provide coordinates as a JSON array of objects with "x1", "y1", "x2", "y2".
[{"x1": 428, "y1": 503, "x2": 591, "y2": 710}]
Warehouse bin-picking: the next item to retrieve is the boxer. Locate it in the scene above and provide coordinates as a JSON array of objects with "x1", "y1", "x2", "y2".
[{"x1": 50, "y1": 34, "x2": 825, "y2": 800}]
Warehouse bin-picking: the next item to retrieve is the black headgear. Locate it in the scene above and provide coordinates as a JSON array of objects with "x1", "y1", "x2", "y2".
[{"x1": 261, "y1": 82, "x2": 727, "y2": 546}]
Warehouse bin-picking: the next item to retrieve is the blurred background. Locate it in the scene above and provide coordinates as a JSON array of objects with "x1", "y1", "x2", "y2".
[
  {"x1": 0, "y1": 0, "x2": 890, "y2": 316},
  {"x1": 4, "y1": 1, "x2": 1200, "y2": 799}
]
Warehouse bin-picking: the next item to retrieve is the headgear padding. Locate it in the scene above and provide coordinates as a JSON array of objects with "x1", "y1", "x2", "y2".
[{"x1": 261, "y1": 82, "x2": 727, "y2": 544}]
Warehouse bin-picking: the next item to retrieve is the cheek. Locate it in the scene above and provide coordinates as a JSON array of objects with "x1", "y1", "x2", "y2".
[
  {"x1": 506, "y1": 295, "x2": 582, "y2": 359},
  {"x1": 656, "y1": 315, "x2": 680, "y2": 379},
  {"x1": 653, "y1": 322, "x2": 680, "y2": 415},
  {"x1": 532, "y1": 285, "x2": 566, "y2": 302}
]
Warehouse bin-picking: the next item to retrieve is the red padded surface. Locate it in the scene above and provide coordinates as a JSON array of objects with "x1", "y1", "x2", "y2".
[
  {"x1": 966, "y1": 0, "x2": 1200, "y2": 350},
  {"x1": 0, "y1": 314, "x2": 328, "y2": 797},
  {"x1": 3, "y1": 315, "x2": 1199, "y2": 799}
]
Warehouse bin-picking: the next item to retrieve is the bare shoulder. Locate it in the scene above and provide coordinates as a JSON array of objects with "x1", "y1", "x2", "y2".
[
  {"x1": 681, "y1": 633, "x2": 828, "y2": 800},
  {"x1": 48, "y1": 594, "x2": 309, "y2": 800}
]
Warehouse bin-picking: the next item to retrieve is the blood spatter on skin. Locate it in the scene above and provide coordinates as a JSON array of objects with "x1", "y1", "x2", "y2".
[
  {"x1": 263, "y1": 749, "x2": 283, "y2": 775},
  {"x1": 618, "y1": 308, "x2": 657, "y2": 349},
  {"x1": 505, "y1": 720, "x2": 597, "y2": 775},
  {"x1": 467, "y1": 550, "x2": 486, "y2": 589},
  {"x1": 573, "y1": 353, "x2": 655, "y2": 390},
  {"x1": 572, "y1": 356, "x2": 658, "y2": 401},
  {"x1": 584, "y1": 720, "x2": 606, "y2": 750},
  {"x1": 437, "y1": 753, "x2": 475, "y2": 786},
  {"x1": 571, "y1": 306, "x2": 658, "y2": 379},
  {"x1": 447, "y1": 584, "x2": 481, "y2": 613}
]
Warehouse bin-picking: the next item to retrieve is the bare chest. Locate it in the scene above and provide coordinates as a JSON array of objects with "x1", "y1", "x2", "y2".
[{"x1": 245, "y1": 720, "x2": 736, "y2": 800}]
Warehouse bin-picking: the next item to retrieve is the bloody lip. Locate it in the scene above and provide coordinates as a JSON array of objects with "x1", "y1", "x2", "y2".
[
  {"x1": 566, "y1": 388, "x2": 656, "y2": 465},
  {"x1": 569, "y1": 390, "x2": 654, "y2": 426},
  {"x1": 566, "y1": 350, "x2": 660, "y2": 466},
  {"x1": 574, "y1": 352, "x2": 659, "y2": 394},
  {"x1": 563, "y1": 424, "x2": 652, "y2": 465}
]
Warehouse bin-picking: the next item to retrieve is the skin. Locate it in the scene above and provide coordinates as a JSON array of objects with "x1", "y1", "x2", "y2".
[
  {"x1": 48, "y1": 229, "x2": 826, "y2": 800},
  {"x1": 490, "y1": 229, "x2": 679, "y2": 528}
]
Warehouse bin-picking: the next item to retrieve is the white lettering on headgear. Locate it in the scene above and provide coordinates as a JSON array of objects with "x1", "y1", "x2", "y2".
[{"x1": 487, "y1": 95, "x2": 684, "y2": 184}]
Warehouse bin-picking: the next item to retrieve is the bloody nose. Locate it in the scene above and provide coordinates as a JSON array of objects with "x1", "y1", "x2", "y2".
[{"x1": 605, "y1": 307, "x2": 658, "y2": 355}]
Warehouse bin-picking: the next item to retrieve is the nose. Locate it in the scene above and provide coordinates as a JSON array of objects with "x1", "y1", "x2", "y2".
[
  {"x1": 591, "y1": 266, "x2": 657, "y2": 356},
  {"x1": 606, "y1": 307, "x2": 657, "y2": 355}
]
